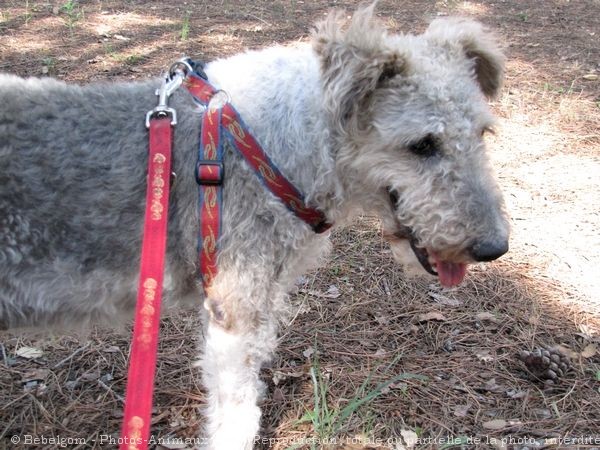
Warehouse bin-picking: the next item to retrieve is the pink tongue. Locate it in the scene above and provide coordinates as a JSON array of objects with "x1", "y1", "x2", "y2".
[{"x1": 434, "y1": 256, "x2": 468, "y2": 288}]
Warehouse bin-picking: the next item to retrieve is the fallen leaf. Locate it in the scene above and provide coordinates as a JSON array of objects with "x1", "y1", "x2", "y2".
[
  {"x1": 428, "y1": 291, "x2": 462, "y2": 307},
  {"x1": 400, "y1": 429, "x2": 418, "y2": 449},
  {"x1": 373, "y1": 348, "x2": 387, "y2": 358},
  {"x1": 81, "y1": 369, "x2": 101, "y2": 381},
  {"x1": 453, "y1": 404, "x2": 471, "y2": 417},
  {"x1": 21, "y1": 369, "x2": 49, "y2": 384},
  {"x1": 483, "y1": 378, "x2": 504, "y2": 393},
  {"x1": 578, "y1": 324, "x2": 595, "y2": 340},
  {"x1": 299, "y1": 285, "x2": 341, "y2": 299},
  {"x1": 581, "y1": 344, "x2": 597, "y2": 359},
  {"x1": 375, "y1": 314, "x2": 390, "y2": 325},
  {"x1": 476, "y1": 312, "x2": 500, "y2": 323},
  {"x1": 582, "y1": 73, "x2": 598, "y2": 81},
  {"x1": 302, "y1": 347, "x2": 315, "y2": 359},
  {"x1": 417, "y1": 311, "x2": 447, "y2": 322},
  {"x1": 483, "y1": 419, "x2": 507, "y2": 430},
  {"x1": 325, "y1": 285, "x2": 341, "y2": 298},
  {"x1": 449, "y1": 377, "x2": 469, "y2": 392},
  {"x1": 100, "y1": 373, "x2": 113, "y2": 383},
  {"x1": 23, "y1": 381, "x2": 48, "y2": 395},
  {"x1": 483, "y1": 419, "x2": 522, "y2": 430},
  {"x1": 65, "y1": 380, "x2": 79, "y2": 390},
  {"x1": 476, "y1": 350, "x2": 494, "y2": 362},
  {"x1": 531, "y1": 408, "x2": 552, "y2": 419},
  {"x1": 103, "y1": 345, "x2": 120, "y2": 353},
  {"x1": 389, "y1": 382, "x2": 408, "y2": 392},
  {"x1": 554, "y1": 345, "x2": 578, "y2": 360},
  {"x1": 16, "y1": 346, "x2": 44, "y2": 359},
  {"x1": 271, "y1": 370, "x2": 304, "y2": 386},
  {"x1": 505, "y1": 389, "x2": 527, "y2": 399}
]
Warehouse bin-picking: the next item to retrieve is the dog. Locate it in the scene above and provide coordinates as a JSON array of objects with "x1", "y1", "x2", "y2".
[{"x1": 0, "y1": 6, "x2": 509, "y2": 449}]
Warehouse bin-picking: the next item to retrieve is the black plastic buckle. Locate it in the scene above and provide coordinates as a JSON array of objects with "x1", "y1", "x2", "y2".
[
  {"x1": 185, "y1": 58, "x2": 208, "y2": 80},
  {"x1": 312, "y1": 220, "x2": 332, "y2": 234},
  {"x1": 195, "y1": 160, "x2": 224, "y2": 186}
]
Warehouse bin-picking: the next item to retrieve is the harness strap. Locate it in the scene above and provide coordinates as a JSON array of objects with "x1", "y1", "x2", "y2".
[
  {"x1": 120, "y1": 117, "x2": 173, "y2": 450},
  {"x1": 185, "y1": 72, "x2": 331, "y2": 289},
  {"x1": 219, "y1": 103, "x2": 331, "y2": 230},
  {"x1": 196, "y1": 102, "x2": 224, "y2": 287}
]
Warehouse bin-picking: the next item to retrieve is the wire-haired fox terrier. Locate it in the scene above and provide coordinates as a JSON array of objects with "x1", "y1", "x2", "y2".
[{"x1": 0, "y1": 5, "x2": 509, "y2": 449}]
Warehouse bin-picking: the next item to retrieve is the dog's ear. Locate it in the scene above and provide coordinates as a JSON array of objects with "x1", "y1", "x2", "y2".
[
  {"x1": 425, "y1": 18, "x2": 504, "y2": 99},
  {"x1": 313, "y1": 5, "x2": 408, "y2": 126}
]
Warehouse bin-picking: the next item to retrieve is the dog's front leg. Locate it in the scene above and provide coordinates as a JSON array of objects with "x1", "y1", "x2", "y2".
[{"x1": 199, "y1": 295, "x2": 278, "y2": 450}]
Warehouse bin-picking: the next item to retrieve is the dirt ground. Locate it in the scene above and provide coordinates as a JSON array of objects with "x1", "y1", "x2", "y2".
[{"x1": 1, "y1": 0, "x2": 599, "y2": 449}]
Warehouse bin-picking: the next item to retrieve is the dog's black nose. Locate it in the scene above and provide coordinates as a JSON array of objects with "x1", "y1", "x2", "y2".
[{"x1": 470, "y1": 239, "x2": 508, "y2": 262}]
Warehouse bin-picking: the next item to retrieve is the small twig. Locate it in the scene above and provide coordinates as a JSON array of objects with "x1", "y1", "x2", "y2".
[
  {"x1": 52, "y1": 342, "x2": 91, "y2": 369},
  {"x1": 382, "y1": 277, "x2": 391, "y2": 297},
  {"x1": 0, "y1": 393, "x2": 29, "y2": 411},
  {"x1": 245, "y1": 13, "x2": 270, "y2": 26},
  {"x1": 0, "y1": 343, "x2": 8, "y2": 367},
  {"x1": 0, "y1": 415, "x2": 16, "y2": 442},
  {"x1": 97, "y1": 378, "x2": 125, "y2": 404}
]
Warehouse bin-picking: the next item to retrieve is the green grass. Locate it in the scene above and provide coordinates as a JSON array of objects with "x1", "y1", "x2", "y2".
[
  {"x1": 543, "y1": 80, "x2": 576, "y2": 95},
  {"x1": 294, "y1": 349, "x2": 427, "y2": 449},
  {"x1": 61, "y1": 0, "x2": 83, "y2": 35},
  {"x1": 24, "y1": 0, "x2": 32, "y2": 25},
  {"x1": 102, "y1": 42, "x2": 143, "y2": 66},
  {"x1": 180, "y1": 12, "x2": 190, "y2": 41},
  {"x1": 42, "y1": 56, "x2": 56, "y2": 75},
  {"x1": 0, "y1": 11, "x2": 10, "y2": 29},
  {"x1": 123, "y1": 54, "x2": 143, "y2": 65}
]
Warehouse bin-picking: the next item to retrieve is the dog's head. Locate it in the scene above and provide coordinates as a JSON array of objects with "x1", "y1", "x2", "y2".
[{"x1": 313, "y1": 6, "x2": 509, "y2": 287}]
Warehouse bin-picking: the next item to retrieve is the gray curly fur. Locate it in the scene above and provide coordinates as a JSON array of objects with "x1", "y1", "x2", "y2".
[{"x1": 0, "y1": 6, "x2": 509, "y2": 448}]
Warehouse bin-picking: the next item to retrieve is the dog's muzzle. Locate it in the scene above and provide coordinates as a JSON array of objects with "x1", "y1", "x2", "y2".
[
  {"x1": 386, "y1": 187, "x2": 469, "y2": 287},
  {"x1": 387, "y1": 187, "x2": 435, "y2": 275}
]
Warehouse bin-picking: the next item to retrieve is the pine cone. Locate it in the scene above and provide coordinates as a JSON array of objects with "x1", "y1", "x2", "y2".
[{"x1": 518, "y1": 346, "x2": 571, "y2": 385}]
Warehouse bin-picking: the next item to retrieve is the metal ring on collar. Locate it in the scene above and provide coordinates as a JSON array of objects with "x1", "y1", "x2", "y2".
[
  {"x1": 169, "y1": 58, "x2": 193, "y2": 80},
  {"x1": 208, "y1": 89, "x2": 231, "y2": 110}
]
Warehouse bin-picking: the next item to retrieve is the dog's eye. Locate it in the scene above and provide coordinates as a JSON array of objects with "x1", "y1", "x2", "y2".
[
  {"x1": 408, "y1": 134, "x2": 438, "y2": 157},
  {"x1": 388, "y1": 188, "x2": 399, "y2": 209}
]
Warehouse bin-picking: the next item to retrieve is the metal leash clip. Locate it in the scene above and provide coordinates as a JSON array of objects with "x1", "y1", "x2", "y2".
[{"x1": 145, "y1": 58, "x2": 194, "y2": 128}]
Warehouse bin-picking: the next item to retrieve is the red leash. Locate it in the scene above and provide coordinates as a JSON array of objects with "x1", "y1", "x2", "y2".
[
  {"x1": 119, "y1": 63, "x2": 188, "y2": 450},
  {"x1": 119, "y1": 117, "x2": 172, "y2": 450}
]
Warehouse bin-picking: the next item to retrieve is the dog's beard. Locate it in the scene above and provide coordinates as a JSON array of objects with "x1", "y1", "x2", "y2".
[{"x1": 386, "y1": 188, "x2": 468, "y2": 287}]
